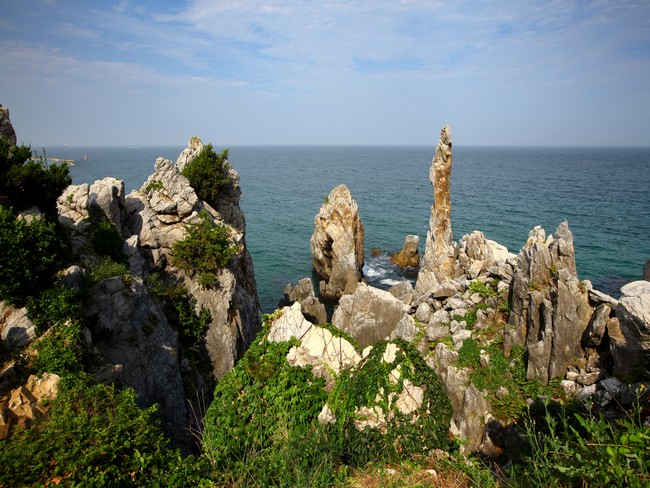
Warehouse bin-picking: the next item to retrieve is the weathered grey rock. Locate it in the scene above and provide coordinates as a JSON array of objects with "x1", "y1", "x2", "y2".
[
  {"x1": 390, "y1": 314, "x2": 418, "y2": 342},
  {"x1": 416, "y1": 125, "x2": 455, "y2": 295},
  {"x1": 387, "y1": 281, "x2": 415, "y2": 305},
  {"x1": 332, "y1": 283, "x2": 408, "y2": 348},
  {"x1": 430, "y1": 308, "x2": 451, "y2": 327},
  {"x1": 583, "y1": 303, "x2": 611, "y2": 348},
  {"x1": 86, "y1": 277, "x2": 188, "y2": 449},
  {"x1": 431, "y1": 279, "x2": 459, "y2": 299},
  {"x1": 310, "y1": 184, "x2": 364, "y2": 299},
  {"x1": 599, "y1": 377, "x2": 635, "y2": 406},
  {"x1": 141, "y1": 158, "x2": 199, "y2": 220},
  {"x1": 456, "y1": 231, "x2": 515, "y2": 279},
  {"x1": 611, "y1": 281, "x2": 650, "y2": 377},
  {"x1": 427, "y1": 323, "x2": 450, "y2": 342},
  {"x1": 57, "y1": 183, "x2": 91, "y2": 236},
  {"x1": 506, "y1": 222, "x2": 593, "y2": 383},
  {"x1": 280, "y1": 278, "x2": 327, "y2": 324},
  {"x1": 588, "y1": 288, "x2": 619, "y2": 309},
  {"x1": 391, "y1": 235, "x2": 420, "y2": 267},
  {"x1": 427, "y1": 343, "x2": 489, "y2": 453},
  {"x1": 89, "y1": 178, "x2": 125, "y2": 230},
  {"x1": 415, "y1": 302, "x2": 432, "y2": 323},
  {"x1": 286, "y1": 323, "x2": 361, "y2": 391},
  {"x1": 0, "y1": 104, "x2": 17, "y2": 146},
  {"x1": 175, "y1": 135, "x2": 204, "y2": 172},
  {"x1": 0, "y1": 303, "x2": 35, "y2": 349},
  {"x1": 267, "y1": 302, "x2": 313, "y2": 343}
]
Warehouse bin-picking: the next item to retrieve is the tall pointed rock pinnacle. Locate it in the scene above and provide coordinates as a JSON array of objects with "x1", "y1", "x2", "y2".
[{"x1": 416, "y1": 124, "x2": 456, "y2": 294}]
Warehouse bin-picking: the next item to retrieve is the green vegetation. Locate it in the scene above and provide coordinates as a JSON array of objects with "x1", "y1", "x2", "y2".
[
  {"x1": 89, "y1": 219, "x2": 127, "y2": 265},
  {"x1": 172, "y1": 210, "x2": 239, "y2": 287},
  {"x1": 145, "y1": 179, "x2": 164, "y2": 192},
  {"x1": 510, "y1": 396, "x2": 650, "y2": 487},
  {"x1": 0, "y1": 205, "x2": 69, "y2": 306},
  {"x1": 0, "y1": 140, "x2": 71, "y2": 218},
  {"x1": 181, "y1": 144, "x2": 230, "y2": 204},
  {"x1": 328, "y1": 340, "x2": 452, "y2": 467},
  {"x1": 0, "y1": 376, "x2": 210, "y2": 487},
  {"x1": 202, "y1": 335, "x2": 337, "y2": 486}
]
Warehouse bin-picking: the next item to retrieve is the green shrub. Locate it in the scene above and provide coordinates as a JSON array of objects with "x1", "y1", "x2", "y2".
[
  {"x1": 181, "y1": 144, "x2": 230, "y2": 204},
  {"x1": 90, "y1": 256, "x2": 130, "y2": 283},
  {"x1": 90, "y1": 219, "x2": 127, "y2": 265},
  {"x1": 147, "y1": 274, "x2": 211, "y2": 348},
  {"x1": 32, "y1": 319, "x2": 84, "y2": 377},
  {"x1": 202, "y1": 334, "x2": 338, "y2": 486},
  {"x1": 0, "y1": 205, "x2": 68, "y2": 306},
  {"x1": 327, "y1": 340, "x2": 452, "y2": 467},
  {"x1": 511, "y1": 396, "x2": 650, "y2": 487},
  {"x1": 26, "y1": 284, "x2": 79, "y2": 335},
  {"x1": 0, "y1": 377, "x2": 211, "y2": 486},
  {"x1": 0, "y1": 140, "x2": 71, "y2": 218},
  {"x1": 171, "y1": 211, "x2": 238, "y2": 288}
]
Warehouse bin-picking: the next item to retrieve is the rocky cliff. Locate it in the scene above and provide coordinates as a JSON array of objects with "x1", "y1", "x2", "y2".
[{"x1": 55, "y1": 137, "x2": 262, "y2": 448}]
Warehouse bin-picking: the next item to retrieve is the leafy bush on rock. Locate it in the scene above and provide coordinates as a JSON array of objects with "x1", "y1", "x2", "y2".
[
  {"x1": 181, "y1": 143, "x2": 230, "y2": 205},
  {"x1": 172, "y1": 211, "x2": 239, "y2": 288}
]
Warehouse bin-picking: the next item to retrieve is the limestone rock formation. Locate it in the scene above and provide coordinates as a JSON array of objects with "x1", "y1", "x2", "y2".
[
  {"x1": 611, "y1": 281, "x2": 650, "y2": 377},
  {"x1": 456, "y1": 231, "x2": 515, "y2": 281},
  {"x1": 391, "y1": 235, "x2": 420, "y2": 267},
  {"x1": 506, "y1": 222, "x2": 595, "y2": 383},
  {"x1": 0, "y1": 373, "x2": 60, "y2": 439},
  {"x1": 416, "y1": 125, "x2": 456, "y2": 295},
  {"x1": 55, "y1": 138, "x2": 262, "y2": 448},
  {"x1": 0, "y1": 302, "x2": 36, "y2": 349},
  {"x1": 310, "y1": 184, "x2": 364, "y2": 299},
  {"x1": 0, "y1": 104, "x2": 17, "y2": 146},
  {"x1": 331, "y1": 283, "x2": 409, "y2": 348},
  {"x1": 279, "y1": 278, "x2": 327, "y2": 324},
  {"x1": 85, "y1": 277, "x2": 188, "y2": 447}
]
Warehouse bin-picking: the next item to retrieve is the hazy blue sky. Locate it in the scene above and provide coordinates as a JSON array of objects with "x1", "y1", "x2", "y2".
[{"x1": 1, "y1": 0, "x2": 649, "y2": 146}]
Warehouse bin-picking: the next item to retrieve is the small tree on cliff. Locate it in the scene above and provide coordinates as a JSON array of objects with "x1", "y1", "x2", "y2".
[
  {"x1": 181, "y1": 143, "x2": 230, "y2": 205},
  {"x1": 0, "y1": 139, "x2": 71, "y2": 219}
]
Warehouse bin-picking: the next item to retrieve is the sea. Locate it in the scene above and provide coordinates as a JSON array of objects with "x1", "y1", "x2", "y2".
[{"x1": 44, "y1": 145, "x2": 650, "y2": 313}]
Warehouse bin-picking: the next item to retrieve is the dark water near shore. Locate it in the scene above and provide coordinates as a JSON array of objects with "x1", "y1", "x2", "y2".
[{"x1": 46, "y1": 144, "x2": 650, "y2": 313}]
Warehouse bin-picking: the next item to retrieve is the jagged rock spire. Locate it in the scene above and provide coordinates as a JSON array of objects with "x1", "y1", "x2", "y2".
[{"x1": 416, "y1": 124, "x2": 456, "y2": 294}]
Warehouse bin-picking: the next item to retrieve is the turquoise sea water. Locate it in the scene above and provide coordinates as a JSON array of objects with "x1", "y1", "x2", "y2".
[{"x1": 47, "y1": 145, "x2": 650, "y2": 313}]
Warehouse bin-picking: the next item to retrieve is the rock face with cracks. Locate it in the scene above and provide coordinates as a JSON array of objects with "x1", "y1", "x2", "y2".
[
  {"x1": 391, "y1": 234, "x2": 420, "y2": 267},
  {"x1": 416, "y1": 125, "x2": 456, "y2": 295},
  {"x1": 310, "y1": 184, "x2": 365, "y2": 299},
  {"x1": 55, "y1": 136, "x2": 262, "y2": 450}
]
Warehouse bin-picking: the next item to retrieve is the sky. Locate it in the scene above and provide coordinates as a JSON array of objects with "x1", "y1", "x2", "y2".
[{"x1": 1, "y1": 0, "x2": 649, "y2": 146}]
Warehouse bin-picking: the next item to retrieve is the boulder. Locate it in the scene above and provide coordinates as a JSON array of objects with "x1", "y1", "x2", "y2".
[
  {"x1": 331, "y1": 283, "x2": 408, "y2": 348},
  {"x1": 286, "y1": 323, "x2": 362, "y2": 391},
  {"x1": 0, "y1": 104, "x2": 17, "y2": 146},
  {"x1": 416, "y1": 125, "x2": 456, "y2": 295},
  {"x1": 89, "y1": 178, "x2": 126, "y2": 230},
  {"x1": 310, "y1": 184, "x2": 364, "y2": 299},
  {"x1": 456, "y1": 231, "x2": 515, "y2": 279},
  {"x1": 0, "y1": 302, "x2": 36, "y2": 349},
  {"x1": 0, "y1": 373, "x2": 60, "y2": 439},
  {"x1": 267, "y1": 302, "x2": 313, "y2": 343},
  {"x1": 391, "y1": 234, "x2": 420, "y2": 267},
  {"x1": 611, "y1": 281, "x2": 650, "y2": 377},
  {"x1": 387, "y1": 281, "x2": 415, "y2": 305},
  {"x1": 280, "y1": 278, "x2": 327, "y2": 324}
]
